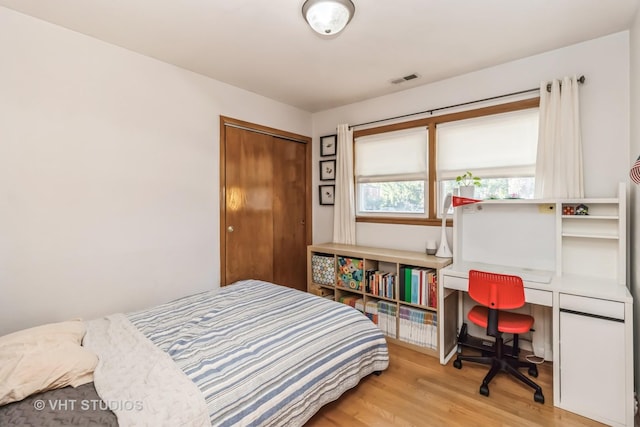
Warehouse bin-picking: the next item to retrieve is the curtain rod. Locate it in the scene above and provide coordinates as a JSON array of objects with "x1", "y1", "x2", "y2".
[{"x1": 350, "y1": 75, "x2": 585, "y2": 130}]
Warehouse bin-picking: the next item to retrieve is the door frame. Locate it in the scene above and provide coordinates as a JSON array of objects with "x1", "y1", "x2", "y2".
[{"x1": 219, "y1": 116, "x2": 312, "y2": 286}]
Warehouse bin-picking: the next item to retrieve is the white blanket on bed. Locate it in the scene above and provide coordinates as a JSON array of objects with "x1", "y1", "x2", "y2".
[{"x1": 84, "y1": 313, "x2": 209, "y2": 427}]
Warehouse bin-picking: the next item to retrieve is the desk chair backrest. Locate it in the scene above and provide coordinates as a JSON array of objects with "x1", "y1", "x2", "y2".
[
  {"x1": 468, "y1": 270, "x2": 526, "y2": 309},
  {"x1": 468, "y1": 270, "x2": 526, "y2": 336}
]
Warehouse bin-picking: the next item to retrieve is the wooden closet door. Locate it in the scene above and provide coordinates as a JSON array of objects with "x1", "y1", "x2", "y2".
[
  {"x1": 272, "y1": 137, "x2": 307, "y2": 291},
  {"x1": 224, "y1": 126, "x2": 274, "y2": 284},
  {"x1": 221, "y1": 118, "x2": 311, "y2": 290}
]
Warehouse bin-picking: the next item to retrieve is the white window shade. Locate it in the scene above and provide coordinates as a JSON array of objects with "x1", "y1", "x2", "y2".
[
  {"x1": 355, "y1": 127, "x2": 428, "y2": 182},
  {"x1": 437, "y1": 108, "x2": 539, "y2": 180}
]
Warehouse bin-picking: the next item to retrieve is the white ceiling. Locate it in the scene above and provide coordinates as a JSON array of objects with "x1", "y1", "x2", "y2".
[{"x1": 1, "y1": 0, "x2": 638, "y2": 112}]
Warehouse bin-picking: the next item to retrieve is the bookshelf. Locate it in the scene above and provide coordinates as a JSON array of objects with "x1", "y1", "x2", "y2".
[
  {"x1": 558, "y1": 191, "x2": 626, "y2": 285},
  {"x1": 307, "y1": 243, "x2": 452, "y2": 357}
]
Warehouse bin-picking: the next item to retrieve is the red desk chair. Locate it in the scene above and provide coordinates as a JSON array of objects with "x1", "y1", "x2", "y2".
[{"x1": 453, "y1": 270, "x2": 545, "y2": 403}]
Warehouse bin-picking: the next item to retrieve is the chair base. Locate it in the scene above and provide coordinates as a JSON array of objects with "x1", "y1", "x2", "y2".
[
  {"x1": 454, "y1": 327, "x2": 545, "y2": 404},
  {"x1": 456, "y1": 323, "x2": 517, "y2": 357}
]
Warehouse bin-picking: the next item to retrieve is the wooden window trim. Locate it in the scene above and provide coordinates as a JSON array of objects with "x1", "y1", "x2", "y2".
[{"x1": 353, "y1": 98, "x2": 540, "y2": 226}]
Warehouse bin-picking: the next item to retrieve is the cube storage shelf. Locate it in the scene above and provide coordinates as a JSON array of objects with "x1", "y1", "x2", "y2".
[{"x1": 307, "y1": 243, "x2": 452, "y2": 357}]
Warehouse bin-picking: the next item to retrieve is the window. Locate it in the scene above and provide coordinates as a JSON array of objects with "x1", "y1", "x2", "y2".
[
  {"x1": 437, "y1": 108, "x2": 539, "y2": 212},
  {"x1": 355, "y1": 127, "x2": 428, "y2": 216},
  {"x1": 352, "y1": 98, "x2": 540, "y2": 226}
]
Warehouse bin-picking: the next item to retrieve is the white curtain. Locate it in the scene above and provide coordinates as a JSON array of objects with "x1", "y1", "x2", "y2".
[
  {"x1": 534, "y1": 75, "x2": 584, "y2": 198},
  {"x1": 332, "y1": 124, "x2": 356, "y2": 244}
]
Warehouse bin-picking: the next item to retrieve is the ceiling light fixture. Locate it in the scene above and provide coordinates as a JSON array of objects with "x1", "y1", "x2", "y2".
[{"x1": 302, "y1": 0, "x2": 355, "y2": 36}]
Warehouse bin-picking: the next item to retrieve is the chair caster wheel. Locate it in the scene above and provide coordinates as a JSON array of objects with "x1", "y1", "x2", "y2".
[
  {"x1": 534, "y1": 391, "x2": 545, "y2": 404},
  {"x1": 479, "y1": 384, "x2": 489, "y2": 396},
  {"x1": 453, "y1": 359, "x2": 462, "y2": 369},
  {"x1": 528, "y1": 366, "x2": 538, "y2": 378}
]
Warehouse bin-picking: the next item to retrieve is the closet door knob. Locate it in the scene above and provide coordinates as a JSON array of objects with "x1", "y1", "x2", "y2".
[{"x1": 227, "y1": 226, "x2": 234, "y2": 232}]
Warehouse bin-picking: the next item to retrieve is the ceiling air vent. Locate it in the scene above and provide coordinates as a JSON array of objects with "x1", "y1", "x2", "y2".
[{"x1": 391, "y1": 73, "x2": 420, "y2": 85}]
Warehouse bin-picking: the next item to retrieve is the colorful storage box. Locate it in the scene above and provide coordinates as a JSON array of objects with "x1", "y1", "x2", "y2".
[
  {"x1": 336, "y1": 256, "x2": 364, "y2": 290},
  {"x1": 311, "y1": 254, "x2": 335, "y2": 285}
]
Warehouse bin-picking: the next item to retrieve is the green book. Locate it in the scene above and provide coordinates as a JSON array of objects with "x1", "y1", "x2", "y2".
[{"x1": 404, "y1": 267, "x2": 412, "y2": 303}]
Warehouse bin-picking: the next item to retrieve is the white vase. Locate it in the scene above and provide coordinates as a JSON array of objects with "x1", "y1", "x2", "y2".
[{"x1": 458, "y1": 185, "x2": 475, "y2": 198}]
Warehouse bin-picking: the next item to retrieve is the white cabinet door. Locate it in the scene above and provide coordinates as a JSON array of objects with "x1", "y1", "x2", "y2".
[{"x1": 559, "y1": 309, "x2": 626, "y2": 426}]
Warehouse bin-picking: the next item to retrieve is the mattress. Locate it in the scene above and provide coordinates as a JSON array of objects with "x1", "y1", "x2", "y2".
[{"x1": 0, "y1": 382, "x2": 117, "y2": 427}]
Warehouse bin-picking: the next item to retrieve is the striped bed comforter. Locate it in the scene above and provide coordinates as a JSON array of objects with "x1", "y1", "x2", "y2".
[{"x1": 127, "y1": 279, "x2": 389, "y2": 426}]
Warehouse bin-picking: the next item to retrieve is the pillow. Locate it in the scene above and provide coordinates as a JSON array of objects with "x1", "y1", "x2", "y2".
[
  {"x1": 0, "y1": 319, "x2": 98, "y2": 406},
  {"x1": 0, "y1": 318, "x2": 86, "y2": 346}
]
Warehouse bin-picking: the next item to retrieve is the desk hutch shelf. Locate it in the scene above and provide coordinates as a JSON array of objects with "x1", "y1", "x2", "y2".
[{"x1": 307, "y1": 243, "x2": 452, "y2": 358}]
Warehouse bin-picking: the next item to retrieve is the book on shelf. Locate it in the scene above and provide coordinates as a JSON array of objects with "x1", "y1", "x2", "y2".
[
  {"x1": 404, "y1": 267, "x2": 412, "y2": 303},
  {"x1": 365, "y1": 269, "x2": 396, "y2": 299},
  {"x1": 398, "y1": 305, "x2": 438, "y2": 349},
  {"x1": 428, "y1": 271, "x2": 437, "y2": 309},
  {"x1": 401, "y1": 266, "x2": 437, "y2": 307},
  {"x1": 376, "y1": 301, "x2": 397, "y2": 339},
  {"x1": 365, "y1": 300, "x2": 378, "y2": 324},
  {"x1": 411, "y1": 269, "x2": 420, "y2": 304},
  {"x1": 338, "y1": 295, "x2": 364, "y2": 313}
]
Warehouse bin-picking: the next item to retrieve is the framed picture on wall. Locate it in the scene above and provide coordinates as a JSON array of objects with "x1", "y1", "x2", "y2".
[
  {"x1": 320, "y1": 134, "x2": 337, "y2": 157},
  {"x1": 319, "y1": 185, "x2": 335, "y2": 205},
  {"x1": 319, "y1": 159, "x2": 336, "y2": 181}
]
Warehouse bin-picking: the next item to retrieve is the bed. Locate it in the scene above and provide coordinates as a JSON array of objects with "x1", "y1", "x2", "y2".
[{"x1": 0, "y1": 279, "x2": 389, "y2": 426}]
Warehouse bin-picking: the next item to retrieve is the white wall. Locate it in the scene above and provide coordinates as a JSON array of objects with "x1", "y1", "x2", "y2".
[
  {"x1": 629, "y1": 4, "x2": 640, "y2": 406},
  {"x1": 312, "y1": 32, "x2": 631, "y2": 253},
  {"x1": 0, "y1": 7, "x2": 311, "y2": 335}
]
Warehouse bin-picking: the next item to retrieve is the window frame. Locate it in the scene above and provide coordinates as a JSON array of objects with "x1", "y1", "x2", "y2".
[
  {"x1": 353, "y1": 97, "x2": 540, "y2": 227},
  {"x1": 354, "y1": 126, "x2": 430, "y2": 218}
]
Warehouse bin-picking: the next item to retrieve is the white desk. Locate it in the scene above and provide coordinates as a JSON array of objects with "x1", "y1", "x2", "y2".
[
  {"x1": 438, "y1": 262, "x2": 634, "y2": 427},
  {"x1": 438, "y1": 185, "x2": 634, "y2": 426}
]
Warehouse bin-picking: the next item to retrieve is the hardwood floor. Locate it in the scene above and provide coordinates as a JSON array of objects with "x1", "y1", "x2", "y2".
[{"x1": 306, "y1": 342, "x2": 606, "y2": 427}]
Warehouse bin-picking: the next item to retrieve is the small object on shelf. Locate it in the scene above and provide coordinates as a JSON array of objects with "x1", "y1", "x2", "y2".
[
  {"x1": 562, "y1": 205, "x2": 575, "y2": 215},
  {"x1": 310, "y1": 285, "x2": 332, "y2": 297},
  {"x1": 574, "y1": 204, "x2": 589, "y2": 215}
]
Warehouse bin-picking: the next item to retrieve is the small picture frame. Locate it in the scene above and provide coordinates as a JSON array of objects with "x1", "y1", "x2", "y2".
[
  {"x1": 319, "y1": 159, "x2": 336, "y2": 181},
  {"x1": 320, "y1": 134, "x2": 337, "y2": 157},
  {"x1": 319, "y1": 185, "x2": 335, "y2": 205}
]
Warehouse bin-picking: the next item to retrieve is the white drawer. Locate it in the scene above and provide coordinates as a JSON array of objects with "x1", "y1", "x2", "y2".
[
  {"x1": 524, "y1": 288, "x2": 553, "y2": 307},
  {"x1": 442, "y1": 275, "x2": 468, "y2": 291},
  {"x1": 443, "y1": 275, "x2": 552, "y2": 306},
  {"x1": 559, "y1": 293, "x2": 624, "y2": 320}
]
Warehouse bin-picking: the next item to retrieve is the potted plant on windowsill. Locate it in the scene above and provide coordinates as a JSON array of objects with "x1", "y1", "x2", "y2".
[{"x1": 455, "y1": 171, "x2": 482, "y2": 198}]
